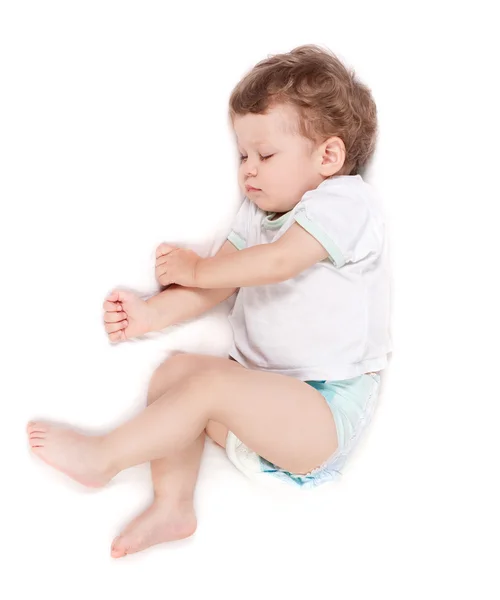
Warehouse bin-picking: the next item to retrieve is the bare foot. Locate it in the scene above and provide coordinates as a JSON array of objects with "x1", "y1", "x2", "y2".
[
  {"x1": 27, "y1": 421, "x2": 116, "y2": 488},
  {"x1": 110, "y1": 498, "x2": 197, "y2": 558}
]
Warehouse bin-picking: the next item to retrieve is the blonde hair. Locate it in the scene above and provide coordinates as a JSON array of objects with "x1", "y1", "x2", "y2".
[{"x1": 229, "y1": 44, "x2": 378, "y2": 175}]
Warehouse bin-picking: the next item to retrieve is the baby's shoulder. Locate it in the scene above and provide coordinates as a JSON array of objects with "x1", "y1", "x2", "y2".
[{"x1": 295, "y1": 175, "x2": 382, "y2": 222}]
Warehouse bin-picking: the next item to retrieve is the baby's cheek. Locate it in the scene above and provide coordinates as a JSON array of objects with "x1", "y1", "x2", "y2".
[{"x1": 237, "y1": 172, "x2": 245, "y2": 190}]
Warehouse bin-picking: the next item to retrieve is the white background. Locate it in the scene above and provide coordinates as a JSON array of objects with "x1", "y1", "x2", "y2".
[{"x1": 1, "y1": 1, "x2": 499, "y2": 598}]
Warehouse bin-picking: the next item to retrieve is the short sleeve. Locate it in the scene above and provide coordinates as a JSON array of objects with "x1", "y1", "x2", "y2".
[
  {"x1": 227, "y1": 197, "x2": 251, "y2": 250},
  {"x1": 292, "y1": 187, "x2": 375, "y2": 268}
]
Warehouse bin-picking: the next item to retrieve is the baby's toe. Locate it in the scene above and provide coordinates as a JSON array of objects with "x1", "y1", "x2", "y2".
[
  {"x1": 27, "y1": 422, "x2": 48, "y2": 434},
  {"x1": 29, "y1": 434, "x2": 46, "y2": 448},
  {"x1": 30, "y1": 437, "x2": 45, "y2": 449},
  {"x1": 111, "y1": 536, "x2": 127, "y2": 558},
  {"x1": 28, "y1": 423, "x2": 47, "y2": 448},
  {"x1": 30, "y1": 429, "x2": 46, "y2": 438}
]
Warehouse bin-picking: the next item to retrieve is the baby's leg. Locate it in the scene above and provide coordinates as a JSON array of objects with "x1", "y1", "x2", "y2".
[
  {"x1": 110, "y1": 353, "x2": 236, "y2": 558},
  {"x1": 147, "y1": 354, "x2": 206, "y2": 499},
  {"x1": 27, "y1": 352, "x2": 235, "y2": 558},
  {"x1": 28, "y1": 356, "x2": 337, "y2": 487},
  {"x1": 111, "y1": 353, "x2": 203, "y2": 558}
]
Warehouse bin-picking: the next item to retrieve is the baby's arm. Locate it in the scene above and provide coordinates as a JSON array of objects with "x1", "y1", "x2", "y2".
[{"x1": 195, "y1": 223, "x2": 328, "y2": 288}]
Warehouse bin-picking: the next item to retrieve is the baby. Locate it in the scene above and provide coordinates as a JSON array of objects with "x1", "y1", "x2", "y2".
[{"x1": 27, "y1": 45, "x2": 392, "y2": 558}]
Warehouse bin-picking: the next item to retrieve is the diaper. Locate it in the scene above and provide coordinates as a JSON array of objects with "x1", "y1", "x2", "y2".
[{"x1": 225, "y1": 372, "x2": 381, "y2": 489}]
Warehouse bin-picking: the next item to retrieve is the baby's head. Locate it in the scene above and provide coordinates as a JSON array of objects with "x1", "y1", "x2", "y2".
[{"x1": 229, "y1": 45, "x2": 377, "y2": 214}]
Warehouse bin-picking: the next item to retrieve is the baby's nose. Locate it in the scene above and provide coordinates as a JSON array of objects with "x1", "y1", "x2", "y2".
[{"x1": 244, "y1": 162, "x2": 258, "y2": 176}]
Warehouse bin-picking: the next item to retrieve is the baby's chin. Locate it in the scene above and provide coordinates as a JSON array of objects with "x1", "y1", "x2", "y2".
[
  {"x1": 258, "y1": 198, "x2": 291, "y2": 214},
  {"x1": 250, "y1": 192, "x2": 275, "y2": 209},
  {"x1": 243, "y1": 190, "x2": 288, "y2": 214}
]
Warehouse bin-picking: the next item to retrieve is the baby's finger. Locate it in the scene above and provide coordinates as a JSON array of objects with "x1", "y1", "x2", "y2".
[
  {"x1": 155, "y1": 262, "x2": 169, "y2": 278},
  {"x1": 155, "y1": 254, "x2": 171, "y2": 267},
  {"x1": 103, "y1": 300, "x2": 123, "y2": 312},
  {"x1": 105, "y1": 320, "x2": 128, "y2": 334},
  {"x1": 106, "y1": 290, "x2": 119, "y2": 302},
  {"x1": 158, "y1": 272, "x2": 172, "y2": 286},
  {"x1": 155, "y1": 261, "x2": 168, "y2": 274},
  {"x1": 105, "y1": 290, "x2": 124, "y2": 303},
  {"x1": 108, "y1": 329, "x2": 126, "y2": 343},
  {"x1": 104, "y1": 310, "x2": 127, "y2": 324},
  {"x1": 156, "y1": 273, "x2": 172, "y2": 286},
  {"x1": 156, "y1": 243, "x2": 176, "y2": 258}
]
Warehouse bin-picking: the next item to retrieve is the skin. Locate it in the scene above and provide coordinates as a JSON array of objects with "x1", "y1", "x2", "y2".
[
  {"x1": 152, "y1": 103, "x2": 347, "y2": 289},
  {"x1": 234, "y1": 103, "x2": 345, "y2": 217},
  {"x1": 27, "y1": 103, "x2": 349, "y2": 559}
]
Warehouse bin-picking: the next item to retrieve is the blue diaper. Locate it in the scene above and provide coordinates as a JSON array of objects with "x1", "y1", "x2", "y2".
[{"x1": 225, "y1": 372, "x2": 381, "y2": 489}]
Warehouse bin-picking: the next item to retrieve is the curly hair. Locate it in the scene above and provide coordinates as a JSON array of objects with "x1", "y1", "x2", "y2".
[{"x1": 229, "y1": 44, "x2": 378, "y2": 176}]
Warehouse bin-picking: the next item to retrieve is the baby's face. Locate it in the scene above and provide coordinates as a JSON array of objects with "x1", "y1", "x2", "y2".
[{"x1": 233, "y1": 104, "x2": 324, "y2": 215}]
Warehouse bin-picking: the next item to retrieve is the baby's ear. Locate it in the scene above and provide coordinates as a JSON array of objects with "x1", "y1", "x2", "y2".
[{"x1": 319, "y1": 136, "x2": 346, "y2": 177}]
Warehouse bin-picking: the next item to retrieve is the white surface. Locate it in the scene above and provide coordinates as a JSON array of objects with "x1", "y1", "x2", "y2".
[{"x1": 1, "y1": 1, "x2": 499, "y2": 599}]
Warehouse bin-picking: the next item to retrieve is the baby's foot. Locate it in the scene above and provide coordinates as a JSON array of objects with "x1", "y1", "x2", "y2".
[
  {"x1": 27, "y1": 421, "x2": 115, "y2": 488},
  {"x1": 111, "y1": 498, "x2": 197, "y2": 558}
]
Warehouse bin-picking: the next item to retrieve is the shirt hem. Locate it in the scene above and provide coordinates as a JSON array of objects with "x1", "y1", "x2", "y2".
[{"x1": 228, "y1": 347, "x2": 388, "y2": 381}]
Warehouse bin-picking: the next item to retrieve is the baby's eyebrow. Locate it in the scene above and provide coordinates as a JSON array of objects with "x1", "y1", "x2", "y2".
[{"x1": 237, "y1": 141, "x2": 274, "y2": 151}]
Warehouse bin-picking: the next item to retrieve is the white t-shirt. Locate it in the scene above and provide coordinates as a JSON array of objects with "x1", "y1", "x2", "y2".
[{"x1": 227, "y1": 174, "x2": 392, "y2": 381}]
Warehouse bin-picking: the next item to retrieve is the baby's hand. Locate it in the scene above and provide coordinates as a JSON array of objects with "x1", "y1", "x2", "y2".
[
  {"x1": 155, "y1": 243, "x2": 202, "y2": 288},
  {"x1": 103, "y1": 290, "x2": 157, "y2": 343}
]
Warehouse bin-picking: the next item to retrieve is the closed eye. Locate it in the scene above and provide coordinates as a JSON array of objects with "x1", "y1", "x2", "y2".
[{"x1": 239, "y1": 154, "x2": 274, "y2": 162}]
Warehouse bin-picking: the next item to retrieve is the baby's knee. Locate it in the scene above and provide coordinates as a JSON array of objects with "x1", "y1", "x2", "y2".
[
  {"x1": 147, "y1": 353, "x2": 205, "y2": 405},
  {"x1": 155, "y1": 352, "x2": 202, "y2": 378},
  {"x1": 149, "y1": 353, "x2": 232, "y2": 401}
]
